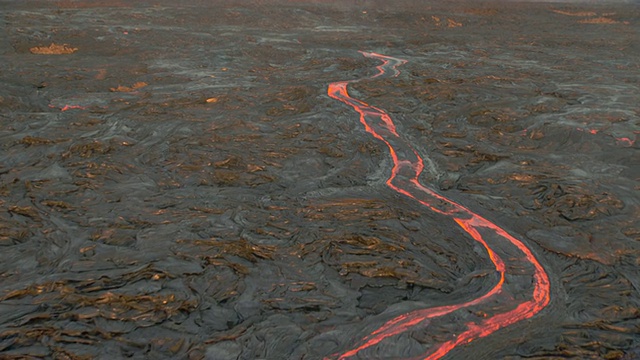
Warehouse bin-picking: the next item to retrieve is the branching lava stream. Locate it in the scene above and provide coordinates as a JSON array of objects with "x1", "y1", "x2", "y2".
[{"x1": 327, "y1": 52, "x2": 551, "y2": 359}]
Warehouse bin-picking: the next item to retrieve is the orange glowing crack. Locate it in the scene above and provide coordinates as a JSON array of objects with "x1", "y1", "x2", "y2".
[
  {"x1": 615, "y1": 137, "x2": 635, "y2": 146},
  {"x1": 51, "y1": 104, "x2": 87, "y2": 111},
  {"x1": 326, "y1": 52, "x2": 550, "y2": 360},
  {"x1": 576, "y1": 127, "x2": 636, "y2": 146}
]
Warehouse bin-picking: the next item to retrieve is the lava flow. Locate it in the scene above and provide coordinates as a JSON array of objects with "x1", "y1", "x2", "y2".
[{"x1": 327, "y1": 52, "x2": 551, "y2": 359}]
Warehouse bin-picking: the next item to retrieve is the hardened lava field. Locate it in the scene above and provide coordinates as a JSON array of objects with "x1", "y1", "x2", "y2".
[{"x1": 0, "y1": 1, "x2": 638, "y2": 359}]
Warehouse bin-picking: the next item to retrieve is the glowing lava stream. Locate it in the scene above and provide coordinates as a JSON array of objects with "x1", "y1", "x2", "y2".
[{"x1": 327, "y1": 52, "x2": 550, "y2": 359}]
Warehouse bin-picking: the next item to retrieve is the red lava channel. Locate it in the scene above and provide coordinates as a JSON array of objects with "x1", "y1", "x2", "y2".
[{"x1": 326, "y1": 52, "x2": 551, "y2": 360}]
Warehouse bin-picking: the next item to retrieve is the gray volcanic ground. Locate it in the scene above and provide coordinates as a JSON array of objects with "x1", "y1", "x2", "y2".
[{"x1": 0, "y1": 1, "x2": 638, "y2": 359}]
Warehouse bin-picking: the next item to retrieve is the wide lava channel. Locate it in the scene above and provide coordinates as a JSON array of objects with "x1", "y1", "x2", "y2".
[{"x1": 326, "y1": 51, "x2": 551, "y2": 360}]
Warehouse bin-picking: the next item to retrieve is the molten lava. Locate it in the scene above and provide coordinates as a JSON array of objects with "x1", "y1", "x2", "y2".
[{"x1": 327, "y1": 52, "x2": 550, "y2": 359}]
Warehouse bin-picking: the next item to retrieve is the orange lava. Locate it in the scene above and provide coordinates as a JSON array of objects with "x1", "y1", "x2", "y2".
[
  {"x1": 59, "y1": 105, "x2": 87, "y2": 112},
  {"x1": 326, "y1": 52, "x2": 550, "y2": 359}
]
